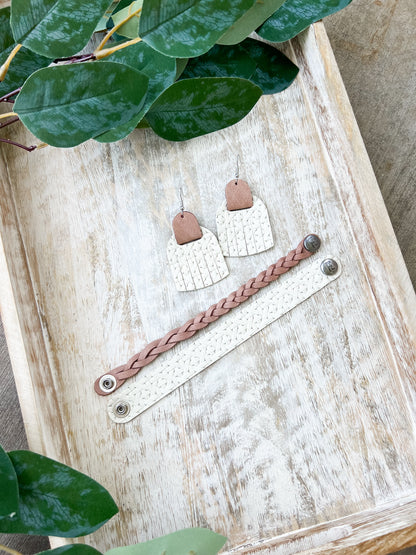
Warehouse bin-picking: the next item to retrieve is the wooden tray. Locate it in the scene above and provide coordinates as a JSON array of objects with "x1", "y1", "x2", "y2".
[{"x1": 1, "y1": 23, "x2": 416, "y2": 554}]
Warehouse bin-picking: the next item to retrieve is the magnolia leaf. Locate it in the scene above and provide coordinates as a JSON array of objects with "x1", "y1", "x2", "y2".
[
  {"x1": 0, "y1": 45, "x2": 50, "y2": 97},
  {"x1": 95, "y1": 42, "x2": 175, "y2": 142},
  {"x1": 113, "y1": 0, "x2": 134, "y2": 14},
  {"x1": 94, "y1": 1, "x2": 121, "y2": 31},
  {"x1": 0, "y1": 450, "x2": 118, "y2": 537},
  {"x1": 181, "y1": 38, "x2": 298, "y2": 94},
  {"x1": 181, "y1": 44, "x2": 256, "y2": 81},
  {"x1": 0, "y1": 7, "x2": 14, "y2": 52},
  {"x1": 241, "y1": 38, "x2": 298, "y2": 93},
  {"x1": 11, "y1": 0, "x2": 114, "y2": 58},
  {"x1": 146, "y1": 77, "x2": 262, "y2": 141},
  {"x1": 39, "y1": 545, "x2": 102, "y2": 555},
  {"x1": 139, "y1": 0, "x2": 257, "y2": 58},
  {"x1": 14, "y1": 61, "x2": 149, "y2": 147},
  {"x1": 0, "y1": 445, "x2": 19, "y2": 519},
  {"x1": 136, "y1": 118, "x2": 150, "y2": 128},
  {"x1": 175, "y1": 58, "x2": 189, "y2": 80},
  {"x1": 106, "y1": 528, "x2": 227, "y2": 555},
  {"x1": 110, "y1": 0, "x2": 143, "y2": 38},
  {"x1": 94, "y1": 0, "x2": 126, "y2": 31},
  {"x1": 258, "y1": 0, "x2": 353, "y2": 43},
  {"x1": 217, "y1": 0, "x2": 286, "y2": 45},
  {"x1": 0, "y1": 7, "x2": 50, "y2": 97},
  {"x1": 95, "y1": 16, "x2": 111, "y2": 32}
]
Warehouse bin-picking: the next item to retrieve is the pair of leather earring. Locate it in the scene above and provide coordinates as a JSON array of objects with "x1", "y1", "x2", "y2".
[{"x1": 167, "y1": 168, "x2": 274, "y2": 292}]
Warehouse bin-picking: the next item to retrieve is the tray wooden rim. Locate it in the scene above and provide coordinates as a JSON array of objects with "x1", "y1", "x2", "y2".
[{"x1": 1, "y1": 22, "x2": 416, "y2": 554}]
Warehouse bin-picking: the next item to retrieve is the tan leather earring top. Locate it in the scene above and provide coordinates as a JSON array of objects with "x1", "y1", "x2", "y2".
[
  {"x1": 172, "y1": 211, "x2": 203, "y2": 245},
  {"x1": 225, "y1": 179, "x2": 253, "y2": 211}
]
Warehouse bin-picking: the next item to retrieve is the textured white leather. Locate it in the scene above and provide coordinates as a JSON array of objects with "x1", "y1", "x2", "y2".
[
  {"x1": 216, "y1": 195, "x2": 274, "y2": 257},
  {"x1": 167, "y1": 226, "x2": 229, "y2": 291},
  {"x1": 108, "y1": 256, "x2": 342, "y2": 423}
]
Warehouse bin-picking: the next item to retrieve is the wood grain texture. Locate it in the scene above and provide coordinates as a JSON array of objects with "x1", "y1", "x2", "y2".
[
  {"x1": 0, "y1": 319, "x2": 50, "y2": 555},
  {"x1": 1, "y1": 22, "x2": 416, "y2": 555},
  {"x1": 325, "y1": 0, "x2": 416, "y2": 288}
]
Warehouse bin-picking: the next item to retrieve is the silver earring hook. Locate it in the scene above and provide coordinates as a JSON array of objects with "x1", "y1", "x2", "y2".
[
  {"x1": 235, "y1": 154, "x2": 240, "y2": 184},
  {"x1": 179, "y1": 187, "x2": 185, "y2": 216}
]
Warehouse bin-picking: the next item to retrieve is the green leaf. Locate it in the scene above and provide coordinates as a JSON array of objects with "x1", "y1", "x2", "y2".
[
  {"x1": 0, "y1": 45, "x2": 51, "y2": 97},
  {"x1": 0, "y1": 450, "x2": 118, "y2": 537},
  {"x1": 95, "y1": 0, "x2": 125, "y2": 31},
  {"x1": 0, "y1": 7, "x2": 50, "y2": 97},
  {"x1": 14, "y1": 62, "x2": 149, "y2": 148},
  {"x1": 95, "y1": 41, "x2": 175, "y2": 142},
  {"x1": 0, "y1": 7, "x2": 14, "y2": 52},
  {"x1": 175, "y1": 58, "x2": 189, "y2": 80},
  {"x1": 10, "y1": 0, "x2": 114, "y2": 58},
  {"x1": 181, "y1": 43, "x2": 255, "y2": 81},
  {"x1": 136, "y1": 117, "x2": 149, "y2": 128},
  {"x1": 112, "y1": 0, "x2": 135, "y2": 14},
  {"x1": 0, "y1": 445, "x2": 19, "y2": 519},
  {"x1": 139, "y1": 0, "x2": 257, "y2": 58},
  {"x1": 257, "y1": 0, "x2": 353, "y2": 43},
  {"x1": 39, "y1": 546, "x2": 102, "y2": 555},
  {"x1": 181, "y1": 39, "x2": 298, "y2": 94},
  {"x1": 106, "y1": 528, "x2": 227, "y2": 555},
  {"x1": 241, "y1": 38, "x2": 298, "y2": 93},
  {"x1": 146, "y1": 77, "x2": 262, "y2": 141},
  {"x1": 95, "y1": 15, "x2": 111, "y2": 32},
  {"x1": 217, "y1": 0, "x2": 286, "y2": 45},
  {"x1": 110, "y1": 0, "x2": 143, "y2": 38}
]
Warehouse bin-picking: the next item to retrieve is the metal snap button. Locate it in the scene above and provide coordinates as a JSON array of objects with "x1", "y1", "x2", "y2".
[
  {"x1": 320, "y1": 258, "x2": 339, "y2": 276},
  {"x1": 303, "y1": 234, "x2": 321, "y2": 253},
  {"x1": 99, "y1": 374, "x2": 117, "y2": 393},
  {"x1": 114, "y1": 401, "x2": 130, "y2": 417}
]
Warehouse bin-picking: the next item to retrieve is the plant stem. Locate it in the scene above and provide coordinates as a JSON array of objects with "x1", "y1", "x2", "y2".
[
  {"x1": 0, "y1": 544, "x2": 23, "y2": 555},
  {"x1": 1, "y1": 30, "x2": 142, "y2": 101},
  {"x1": 0, "y1": 88, "x2": 22, "y2": 103},
  {"x1": 0, "y1": 116, "x2": 19, "y2": 129},
  {"x1": 54, "y1": 53, "x2": 91, "y2": 62},
  {"x1": 0, "y1": 44, "x2": 22, "y2": 81},
  {"x1": 0, "y1": 112, "x2": 18, "y2": 120},
  {"x1": 96, "y1": 6, "x2": 142, "y2": 52},
  {"x1": 54, "y1": 53, "x2": 96, "y2": 65},
  {"x1": 0, "y1": 137, "x2": 43, "y2": 152},
  {"x1": 94, "y1": 36, "x2": 142, "y2": 59}
]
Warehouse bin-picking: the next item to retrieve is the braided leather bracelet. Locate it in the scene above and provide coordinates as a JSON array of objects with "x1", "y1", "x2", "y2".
[{"x1": 95, "y1": 234, "x2": 321, "y2": 396}]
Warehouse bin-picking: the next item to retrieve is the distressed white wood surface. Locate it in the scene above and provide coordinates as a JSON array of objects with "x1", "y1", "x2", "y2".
[{"x1": 1, "y1": 23, "x2": 416, "y2": 554}]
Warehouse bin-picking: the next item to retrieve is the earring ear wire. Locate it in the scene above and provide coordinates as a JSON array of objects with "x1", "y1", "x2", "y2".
[
  {"x1": 179, "y1": 186, "x2": 185, "y2": 217},
  {"x1": 235, "y1": 154, "x2": 240, "y2": 182}
]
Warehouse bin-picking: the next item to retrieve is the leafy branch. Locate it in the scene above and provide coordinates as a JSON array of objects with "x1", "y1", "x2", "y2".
[
  {"x1": 0, "y1": 443, "x2": 227, "y2": 555},
  {"x1": 0, "y1": 0, "x2": 352, "y2": 150}
]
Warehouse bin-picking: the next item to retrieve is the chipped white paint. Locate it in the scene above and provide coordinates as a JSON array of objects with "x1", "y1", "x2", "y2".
[
  {"x1": 167, "y1": 227, "x2": 228, "y2": 291},
  {"x1": 1, "y1": 22, "x2": 416, "y2": 555},
  {"x1": 109, "y1": 255, "x2": 342, "y2": 423},
  {"x1": 216, "y1": 196, "x2": 274, "y2": 256}
]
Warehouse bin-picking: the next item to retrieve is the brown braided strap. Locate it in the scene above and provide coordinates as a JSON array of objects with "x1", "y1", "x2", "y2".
[{"x1": 95, "y1": 235, "x2": 320, "y2": 395}]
